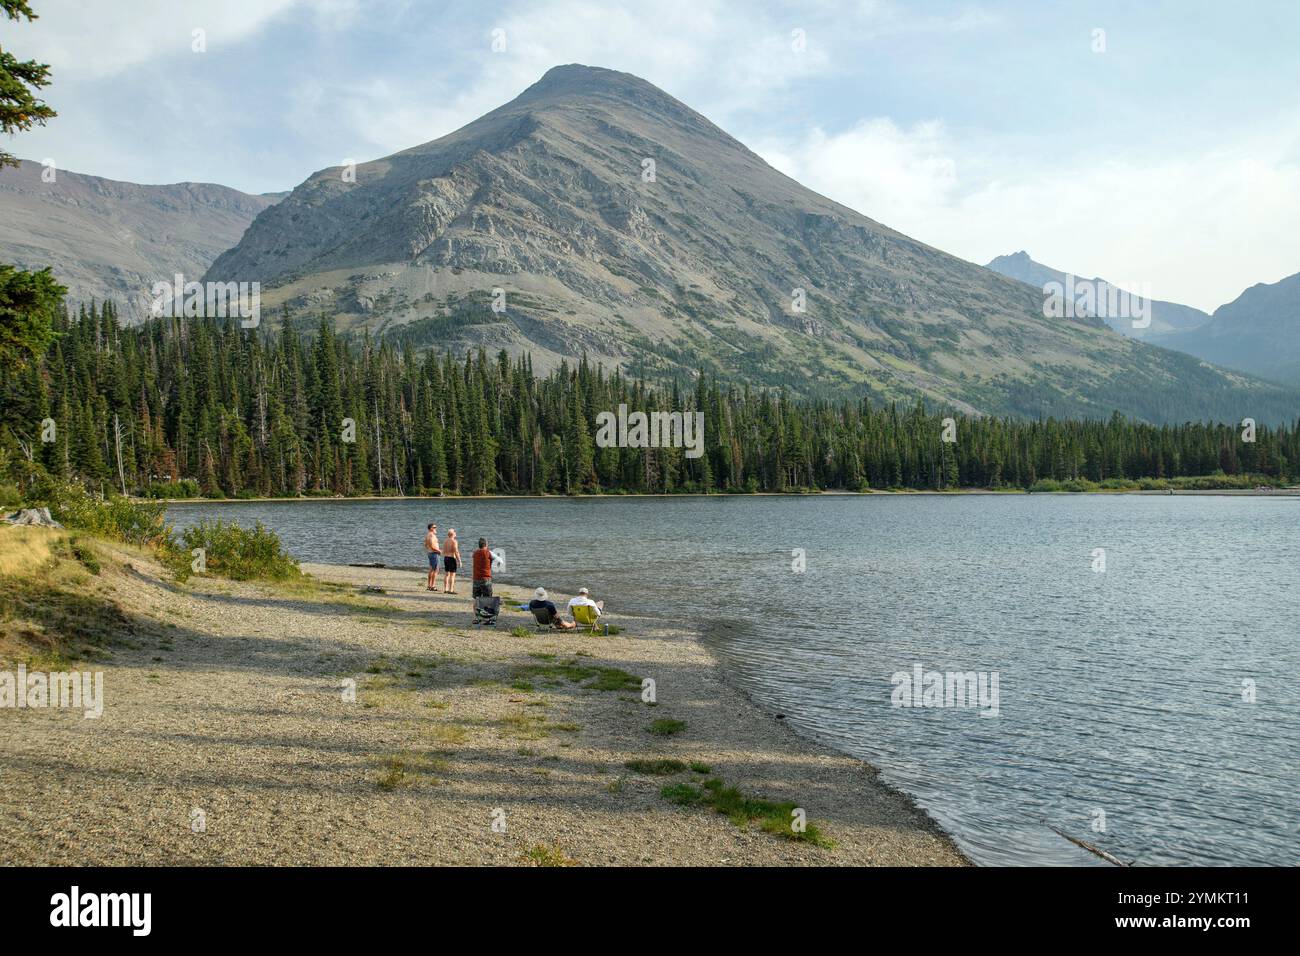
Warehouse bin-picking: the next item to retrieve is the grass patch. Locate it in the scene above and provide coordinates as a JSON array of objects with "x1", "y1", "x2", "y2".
[
  {"x1": 521, "y1": 843, "x2": 577, "y2": 867},
  {"x1": 425, "y1": 723, "x2": 469, "y2": 745},
  {"x1": 497, "y1": 712, "x2": 550, "y2": 740},
  {"x1": 648, "y1": 718, "x2": 686, "y2": 736},
  {"x1": 374, "y1": 751, "x2": 449, "y2": 790},
  {"x1": 625, "y1": 758, "x2": 687, "y2": 775},
  {"x1": 511, "y1": 660, "x2": 639, "y2": 693},
  {"x1": 659, "y1": 778, "x2": 835, "y2": 848},
  {"x1": 66, "y1": 536, "x2": 101, "y2": 575},
  {"x1": 689, "y1": 761, "x2": 712, "y2": 774},
  {"x1": 509, "y1": 626, "x2": 532, "y2": 638}
]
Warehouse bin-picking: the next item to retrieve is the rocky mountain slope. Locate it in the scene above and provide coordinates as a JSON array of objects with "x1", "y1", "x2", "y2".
[
  {"x1": 0, "y1": 160, "x2": 279, "y2": 319},
  {"x1": 205, "y1": 64, "x2": 1298, "y2": 423}
]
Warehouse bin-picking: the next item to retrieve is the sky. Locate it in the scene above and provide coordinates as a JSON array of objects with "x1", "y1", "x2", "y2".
[{"x1": 6, "y1": 0, "x2": 1300, "y2": 312}]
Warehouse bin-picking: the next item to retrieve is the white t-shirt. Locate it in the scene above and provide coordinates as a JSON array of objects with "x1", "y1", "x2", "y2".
[{"x1": 567, "y1": 595, "x2": 601, "y2": 616}]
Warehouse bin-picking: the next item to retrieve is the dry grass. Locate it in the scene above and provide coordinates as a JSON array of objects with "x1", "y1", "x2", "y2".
[
  {"x1": 0, "y1": 527, "x2": 160, "y2": 668},
  {"x1": 0, "y1": 524, "x2": 59, "y2": 578}
]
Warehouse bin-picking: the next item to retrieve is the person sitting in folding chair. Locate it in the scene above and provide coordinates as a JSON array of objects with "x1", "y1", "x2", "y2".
[
  {"x1": 567, "y1": 587, "x2": 605, "y2": 632},
  {"x1": 528, "y1": 588, "x2": 575, "y2": 630}
]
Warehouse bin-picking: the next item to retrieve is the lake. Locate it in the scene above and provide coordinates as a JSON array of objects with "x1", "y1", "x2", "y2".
[{"x1": 166, "y1": 494, "x2": 1300, "y2": 866}]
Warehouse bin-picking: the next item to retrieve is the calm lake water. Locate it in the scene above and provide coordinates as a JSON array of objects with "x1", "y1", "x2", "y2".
[{"x1": 167, "y1": 495, "x2": 1300, "y2": 866}]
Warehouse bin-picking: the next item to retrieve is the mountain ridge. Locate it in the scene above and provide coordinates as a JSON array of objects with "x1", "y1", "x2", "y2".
[
  {"x1": 0, "y1": 159, "x2": 280, "y2": 318},
  {"x1": 1149, "y1": 270, "x2": 1300, "y2": 385},
  {"x1": 984, "y1": 250, "x2": 1212, "y2": 338}
]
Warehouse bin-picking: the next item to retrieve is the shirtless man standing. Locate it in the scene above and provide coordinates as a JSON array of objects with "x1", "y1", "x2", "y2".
[
  {"x1": 423, "y1": 523, "x2": 441, "y2": 591},
  {"x1": 441, "y1": 528, "x2": 461, "y2": 594}
]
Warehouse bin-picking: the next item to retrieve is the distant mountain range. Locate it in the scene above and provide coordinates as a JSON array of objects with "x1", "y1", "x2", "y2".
[
  {"x1": 0, "y1": 159, "x2": 280, "y2": 318},
  {"x1": 1148, "y1": 271, "x2": 1300, "y2": 386},
  {"x1": 986, "y1": 250, "x2": 1300, "y2": 387},
  {"x1": 4, "y1": 66, "x2": 1297, "y2": 423},
  {"x1": 984, "y1": 251, "x2": 1210, "y2": 339}
]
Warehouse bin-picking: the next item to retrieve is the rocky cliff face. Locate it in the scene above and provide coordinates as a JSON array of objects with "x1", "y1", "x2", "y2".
[
  {"x1": 205, "y1": 65, "x2": 1298, "y2": 422},
  {"x1": 0, "y1": 160, "x2": 279, "y2": 320}
]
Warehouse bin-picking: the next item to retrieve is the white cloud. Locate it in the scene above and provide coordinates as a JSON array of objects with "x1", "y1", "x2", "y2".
[
  {"x1": 491, "y1": 0, "x2": 830, "y2": 110},
  {"x1": 281, "y1": 0, "x2": 836, "y2": 164},
  {"x1": 19, "y1": 0, "x2": 348, "y2": 79},
  {"x1": 756, "y1": 118, "x2": 1300, "y2": 312},
  {"x1": 757, "y1": 118, "x2": 958, "y2": 224}
]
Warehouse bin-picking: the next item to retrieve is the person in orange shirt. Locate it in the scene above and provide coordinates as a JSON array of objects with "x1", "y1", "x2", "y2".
[{"x1": 472, "y1": 537, "x2": 493, "y2": 598}]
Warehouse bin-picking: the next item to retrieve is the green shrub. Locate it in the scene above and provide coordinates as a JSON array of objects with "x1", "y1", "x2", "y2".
[
  {"x1": 0, "y1": 481, "x2": 22, "y2": 510},
  {"x1": 168, "y1": 519, "x2": 301, "y2": 583},
  {"x1": 1098, "y1": 478, "x2": 1140, "y2": 491},
  {"x1": 144, "y1": 479, "x2": 200, "y2": 499},
  {"x1": 32, "y1": 478, "x2": 167, "y2": 545},
  {"x1": 64, "y1": 535, "x2": 101, "y2": 575},
  {"x1": 625, "y1": 758, "x2": 687, "y2": 775}
]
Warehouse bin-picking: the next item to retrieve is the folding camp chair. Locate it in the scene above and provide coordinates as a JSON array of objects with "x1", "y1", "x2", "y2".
[
  {"x1": 474, "y1": 595, "x2": 501, "y2": 626},
  {"x1": 531, "y1": 604, "x2": 558, "y2": 630},
  {"x1": 571, "y1": 602, "x2": 602, "y2": 633}
]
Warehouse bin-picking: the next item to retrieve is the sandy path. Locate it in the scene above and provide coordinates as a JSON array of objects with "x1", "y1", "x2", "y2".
[{"x1": 0, "y1": 552, "x2": 966, "y2": 866}]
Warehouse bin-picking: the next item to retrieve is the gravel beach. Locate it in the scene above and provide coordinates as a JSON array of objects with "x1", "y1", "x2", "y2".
[{"x1": 0, "y1": 547, "x2": 967, "y2": 866}]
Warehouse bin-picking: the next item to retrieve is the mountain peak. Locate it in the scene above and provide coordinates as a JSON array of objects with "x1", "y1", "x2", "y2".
[
  {"x1": 526, "y1": 64, "x2": 662, "y2": 96},
  {"x1": 514, "y1": 63, "x2": 698, "y2": 120},
  {"x1": 987, "y1": 250, "x2": 1033, "y2": 266}
]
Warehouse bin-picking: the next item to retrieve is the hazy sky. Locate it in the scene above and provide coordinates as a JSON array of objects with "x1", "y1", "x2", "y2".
[{"x1": 8, "y1": 0, "x2": 1300, "y2": 311}]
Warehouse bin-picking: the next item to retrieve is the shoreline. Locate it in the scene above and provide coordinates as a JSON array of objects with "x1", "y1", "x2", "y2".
[
  {"x1": 148, "y1": 486, "x2": 1300, "y2": 504},
  {"x1": 0, "y1": 542, "x2": 968, "y2": 866}
]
